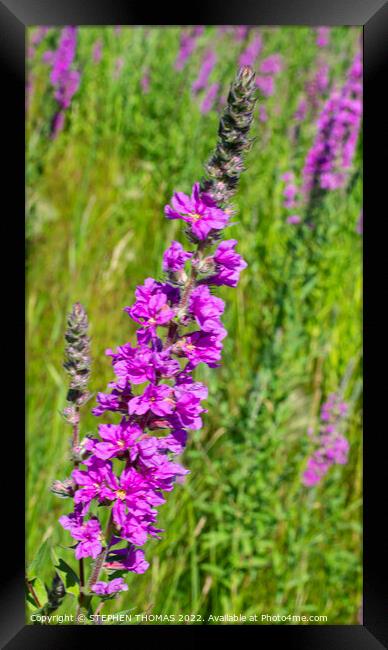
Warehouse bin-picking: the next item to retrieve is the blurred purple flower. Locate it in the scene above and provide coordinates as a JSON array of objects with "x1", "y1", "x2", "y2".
[
  {"x1": 114, "y1": 57, "x2": 124, "y2": 79},
  {"x1": 255, "y1": 75, "x2": 274, "y2": 97},
  {"x1": 316, "y1": 27, "x2": 330, "y2": 47},
  {"x1": 141, "y1": 68, "x2": 150, "y2": 93},
  {"x1": 28, "y1": 27, "x2": 49, "y2": 60},
  {"x1": 286, "y1": 215, "x2": 302, "y2": 225},
  {"x1": 259, "y1": 54, "x2": 283, "y2": 75},
  {"x1": 43, "y1": 27, "x2": 80, "y2": 138},
  {"x1": 258, "y1": 105, "x2": 268, "y2": 122},
  {"x1": 239, "y1": 34, "x2": 262, "y2": 67},
  {"x1": 92, "y1": 39, "x2": 103, "y2": 64},
  {"x1": 302, "y1": 392, "x2": 350, "y2": 487},
  {"x1": 175, "y1": 27, "x2": 203, "y2": 71},
  {"x1": 234, "y1": 26, "x2": 249, "y2": 42},
  {"x1": 192, "y1": 50, "x2": 217, "y2": 94},
  {"x1": 356, "y1": 210, "x2": 363, "y2": 235},
  {"x1": 302, "y1": 52, "x2": 362, "y2": 198},
  {"x1": 200, "y1": 82, "x2": 220, "y2": 114}
]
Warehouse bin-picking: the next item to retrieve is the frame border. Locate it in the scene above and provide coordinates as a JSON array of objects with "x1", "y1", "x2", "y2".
[{"x1": 2, "y1": 0, "x2": 386, "y2": 647}]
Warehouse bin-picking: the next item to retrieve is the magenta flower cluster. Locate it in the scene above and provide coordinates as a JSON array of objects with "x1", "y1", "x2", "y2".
[
  {"x1": 27, "y1": 27, "x2": 50, "y2": 111},
  {"x1": 302, "y1": 393, "x2": 349, "y2": 487},
  {"x1": 60, "y1": 180, "x2": 247, "y2": 593},
  {"x1": 283, "y1": 50, "x2": 362, "y2": 223},
  {"x1": 200, "y1": 83, "x2": 220, "y2": 114},
  {"x1": 218, "y1": 26, "x2": 249, "y2": 42},
  {"x1": 292, "y1": 42, "x2": 330, "y2": 138},
  {"x1": 192, "y1": 50, "x2": 217, "y2": 94},
  {"x1": 302, "y1": 51, "x2": 362, "y2": 195},
  {"x1": 255, "y1": 54, "x2": 283, "y2": 99},
  {"x1": 113, "y1": 57, "x2": 124, "y2": 79},
  {"x1": 191, "y1": 49, "x2": 219, "y2": 114},
  {"x1": 239, "y1": 34, "x2": 262, "y2": 68},
  {"x1": 28, "y1": 26, "x2": 49, "y2": 60},
  {"x1": 238, "y1": 32, "x2": 282, "y2": 121},
  {"x1": 140, "y1": 68, "x2": 151, "y2": 94},
  {"x1": 280, "y1": 172, "x2": 302, "y2": 225},
  {"x1": 165, "y1": 182, "x2": 230, "y2": 240},
  {"x1": 174, "y1": 27, "x2": 204, "y2": 71},
  {"x1": 92, "y1": 39, "x2": 103, "y2": 64},
  {"x1": 316, "y1": 27, "x2": 331, "y2": 48},
  {"x1": 304, "y1": 63, "x2": 330, "y2": 114},
  {"x1": 43, "y1": 26, "x2": 80, "y2": 138}
]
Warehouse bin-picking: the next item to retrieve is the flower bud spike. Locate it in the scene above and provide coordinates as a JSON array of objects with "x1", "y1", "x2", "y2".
[{"x1": 201, "y1": 65, "x2": 257, "y2": 206}]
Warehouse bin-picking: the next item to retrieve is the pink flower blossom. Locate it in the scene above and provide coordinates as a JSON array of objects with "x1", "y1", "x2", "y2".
[
  {"x1": 92, "y1": 578, "x2": 129, "y2": 595},
  {"x1": 164, "y1": 182, "x2": 230, "y2": 240}
]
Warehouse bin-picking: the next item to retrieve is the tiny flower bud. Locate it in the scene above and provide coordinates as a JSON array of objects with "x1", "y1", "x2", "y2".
[
  {"x1": 51, "y1": 478, "x2": 75, "y2": 498},
  {"x1": 71, "y1": 435, "x2": 95, "y2": 462},
  {"x1": 62, "y1": 405, "x2": 79, "y2": 424},
  {"x1": 196, "y1": 256, "x2": 216, "y2": 274}
]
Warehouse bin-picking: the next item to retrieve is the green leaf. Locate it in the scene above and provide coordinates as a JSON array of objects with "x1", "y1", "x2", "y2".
[
  {"x1": 27, "y1": 539, "x2": 51, "y2": 581},
  {"x1": 200, "y1": 563, "x2": 224, "y2": 577},
  {"x1": 55, "y1": 594, "x2": 78, "y2": 620},
  {"x1": 51, "y1": 547, "x2": 80, "y2": 597}
]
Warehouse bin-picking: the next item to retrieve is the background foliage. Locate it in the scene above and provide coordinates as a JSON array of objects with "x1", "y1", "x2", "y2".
[{"x1": 26, "y1": 26, "x2": 362, "y2": 624}]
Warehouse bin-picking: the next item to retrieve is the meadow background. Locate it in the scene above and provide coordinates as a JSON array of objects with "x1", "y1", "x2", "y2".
[{"x1": 26, "y1": 26, "x2": 362, "y2": 624}]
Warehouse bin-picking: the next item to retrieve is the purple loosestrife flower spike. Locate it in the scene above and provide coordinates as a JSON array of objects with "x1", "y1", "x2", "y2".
[
  {"x1": 200, "y1": 83, "x2": 220, "y2": 114},
  {"x1": 200, "y1": 65, "x2": 257, "y2": 205},
  {"x1": 92, "y1": 39, "x2": 103, "y2": 64},
  {"x1": 114, "y1": 57, "x2": 124, "y2": 79},
  {"x1": 192, "y1": 50, "x2": 217, "y2": 94},
  {"x1": 58, "y1": 67, "x2": 252, "y2": 605},
  {"x1": 239, "y1": 35, "x2": 262, "y2": 68},
  {"x1": 45, "y1": 27, "x2": 80, "y2": 138},
  {"x1": 302, "y1": 52, "x2": 362, "y2": 206},
  {"x1": 316, "y1": 27, "x2": 330, "y2": 48},
  {"x1": 234, "y1": 26, "x2": 249, "y2": 42},
  {"x1": 140, "y1": 68, "x2": 150, "y2": 93},
  {"x1": 284, "y1": 50, "x2": 362, "y2": 223},
  {"x1": 174, "y1": 27, "x2": 203, "y2": 71},
  {"x1": 302, "y1": 392, "x2": 350, "y2": 486}
]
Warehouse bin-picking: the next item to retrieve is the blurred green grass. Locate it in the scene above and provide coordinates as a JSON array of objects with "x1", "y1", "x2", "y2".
[{"x1": 26, "y1": 26, "x2": 362, "y2": 624}]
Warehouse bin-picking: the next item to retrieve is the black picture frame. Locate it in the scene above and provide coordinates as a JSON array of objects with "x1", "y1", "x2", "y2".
[{"x1": 3, "y1": 0, "x2": 387, "y2": 647}]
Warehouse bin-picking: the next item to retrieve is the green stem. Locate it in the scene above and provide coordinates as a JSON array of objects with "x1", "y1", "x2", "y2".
[
  {"x1": 79, "y1": 558, "x2": 85, "y2": 607},
  {"x1": 25, "y1": 577, "x2": 42, "y2": 609},
  {"x1": 88, "y1": 512, "x2": 115, "y2": 590},
  {"x1": 72, "y1": 406, "x2": 80, "y2": 468},
  {"x1": 71, "y1": 405, "x2": 86, "y2": 612}
]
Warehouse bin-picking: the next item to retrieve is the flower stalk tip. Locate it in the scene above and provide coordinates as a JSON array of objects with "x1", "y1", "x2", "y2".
[
  {"x1": 63, "y1": 302, "x2": 91, "y2": 405},
  {"x1": 201, "y1": 65, "x2": 257, "y2": 205}
]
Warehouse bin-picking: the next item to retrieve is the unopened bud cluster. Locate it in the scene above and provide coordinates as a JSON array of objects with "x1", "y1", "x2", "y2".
[
  {"x1": 63, "y1": 302, "x2": 91, "y2": 406},
  {"x1": 201, "y1": 65, "x2": 257, "y2": 204}
]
